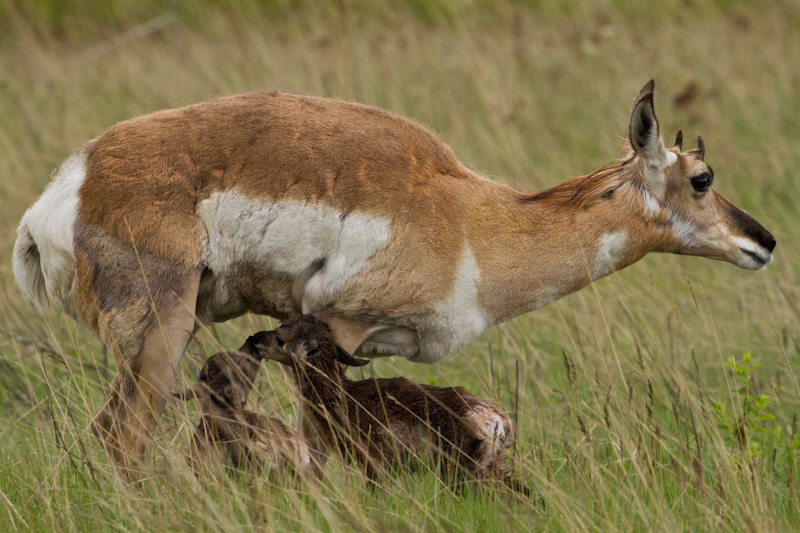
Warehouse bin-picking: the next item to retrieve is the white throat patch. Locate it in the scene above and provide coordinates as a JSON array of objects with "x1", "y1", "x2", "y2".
[{"x1": 593, "y1": 231, "x2": 628, "y2": 280}]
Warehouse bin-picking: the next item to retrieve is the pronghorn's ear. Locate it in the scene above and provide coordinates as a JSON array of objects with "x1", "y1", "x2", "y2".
[{"x1": 627, "y1": 80, "x2": 669, "y2": 169}]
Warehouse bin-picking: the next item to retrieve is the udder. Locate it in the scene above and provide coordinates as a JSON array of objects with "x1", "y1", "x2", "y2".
[{"x1": 357, "y1": 326, "x2": 419, "y2": 358}]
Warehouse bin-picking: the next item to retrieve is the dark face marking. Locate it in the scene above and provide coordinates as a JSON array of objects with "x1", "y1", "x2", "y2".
[{"x1": 720, "y1": 193, "x2": 776, "y2": 253}]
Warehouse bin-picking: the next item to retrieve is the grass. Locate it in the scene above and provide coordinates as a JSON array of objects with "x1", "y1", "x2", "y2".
[{"x1": 1, "y1": 0, "x2": 799, "y2": 531}]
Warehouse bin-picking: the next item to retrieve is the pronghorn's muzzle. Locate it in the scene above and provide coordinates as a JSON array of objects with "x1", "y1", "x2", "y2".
[{"x1": 726, "y1": 200, "x2": 776, "y2": 269}]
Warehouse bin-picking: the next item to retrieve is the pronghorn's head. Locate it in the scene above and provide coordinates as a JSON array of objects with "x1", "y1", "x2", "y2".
[{"x1": 624, "y1": 80, "x2": 775, "y2": 270}]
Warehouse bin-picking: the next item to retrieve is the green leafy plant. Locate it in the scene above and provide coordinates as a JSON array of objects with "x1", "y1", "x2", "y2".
[{"x1": 713, "y1": 351, "x2": 776, "y2": 461}]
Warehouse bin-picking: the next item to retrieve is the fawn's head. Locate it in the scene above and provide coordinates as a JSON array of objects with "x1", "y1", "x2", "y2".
[
  {"x1": 174, "y1": 351, "x2": 256, "y2": 417},
  {"x1": 251, "y1": 315, "x2": 370, "y2": 377}
]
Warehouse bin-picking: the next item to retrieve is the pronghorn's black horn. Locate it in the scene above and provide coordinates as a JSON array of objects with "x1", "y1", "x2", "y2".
[
  {"x1": 696, "y1": 134, "x2": 705, "y2": 160},
  {"x1": 673, "y1": 129, "x2": 683, "y2": 150}
]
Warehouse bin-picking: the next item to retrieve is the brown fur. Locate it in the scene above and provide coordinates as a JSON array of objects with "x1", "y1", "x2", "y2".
[
  {"x1": 174, "y1": 337, "x2": 310, "y2": 474},
  {"x1": 253, "y1": 315, "x2": 528, "y2": 494}
]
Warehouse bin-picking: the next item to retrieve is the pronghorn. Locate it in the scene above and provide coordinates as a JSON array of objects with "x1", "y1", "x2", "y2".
[{"x1": 13, "y1": 80, "x2": 775, "y2": 467}]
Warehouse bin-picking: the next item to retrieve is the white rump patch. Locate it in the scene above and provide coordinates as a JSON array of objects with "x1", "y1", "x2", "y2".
[
  {"x1": 197, "y1": 191, "x2": 391, "y2": 311},
  {"x1": 14, "y1": 149, "x2": 87, "y2": 312},
  {"x1": 593, "y1": 231, "x2": 628, "y2": 280}
]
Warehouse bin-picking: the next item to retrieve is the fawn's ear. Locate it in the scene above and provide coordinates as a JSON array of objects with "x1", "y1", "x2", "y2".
[
  {"x1": 334, "y1": 344, "x2": 370, "y2": 367},
  {"x1": 173, "y1": 383, "x2": 205, "y2": 401}
]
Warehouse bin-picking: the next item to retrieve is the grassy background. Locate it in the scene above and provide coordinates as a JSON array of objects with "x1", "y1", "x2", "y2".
[{"x1": 2, "y1": 1, "x2": 799, "y2": 530}]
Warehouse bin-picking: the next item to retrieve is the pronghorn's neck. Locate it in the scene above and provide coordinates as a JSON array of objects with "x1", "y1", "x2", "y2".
[{"x1": 467, "y1": 162, "x2": 657, "y2": 323}]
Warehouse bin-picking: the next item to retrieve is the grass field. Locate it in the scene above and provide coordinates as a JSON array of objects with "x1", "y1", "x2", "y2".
[{"x1": 1, "y1": 1, "x2": 799, "y2": 531}]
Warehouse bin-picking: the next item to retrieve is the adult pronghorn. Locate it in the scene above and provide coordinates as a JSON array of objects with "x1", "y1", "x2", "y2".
[{"x1": 13, "y1": 80, "x2": 775, "y2": 468}]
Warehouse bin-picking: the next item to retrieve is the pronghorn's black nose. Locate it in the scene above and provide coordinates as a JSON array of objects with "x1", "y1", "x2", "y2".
[
  {"x1": 729, "y1": 202, "x2": 776, "y2": 254},
  {"x1": 756, "y1": 227, "x2": 776, "y2": 253},
  {"x1": 755, "y1": 228, "x2": 776, "y2": 253},
  {"x1": 767, "y1": 235, "x2": 777, "y2": 252}
]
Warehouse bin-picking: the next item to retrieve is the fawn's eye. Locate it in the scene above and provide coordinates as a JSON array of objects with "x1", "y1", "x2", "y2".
[
  {"x1": 690, "y1": 172, "x2": 712, "y2": 193},
  {"x1": 276, "y1": 337, "x2": 285, "y2": 347}
]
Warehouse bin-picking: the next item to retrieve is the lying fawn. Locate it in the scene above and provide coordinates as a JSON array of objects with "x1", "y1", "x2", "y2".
[
  {"x1": 250, "y1": 315, "x2": 528, "y2": 494},
  {"x1": 174, "y1": 335, "x2": 310, "y2": 475}
]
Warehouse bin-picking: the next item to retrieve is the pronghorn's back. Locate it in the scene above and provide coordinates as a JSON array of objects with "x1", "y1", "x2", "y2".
[
  {"x1": 78, "y1": 91, "x2": 467, "y2": 260},
  {"x1": 13, "y1": 82, "x2": 775, "y2": 468}
]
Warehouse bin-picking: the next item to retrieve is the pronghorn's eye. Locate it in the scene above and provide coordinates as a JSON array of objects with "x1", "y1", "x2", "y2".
[{"x1": 690, "y1": 173, "x2": 713, "y2": 193}]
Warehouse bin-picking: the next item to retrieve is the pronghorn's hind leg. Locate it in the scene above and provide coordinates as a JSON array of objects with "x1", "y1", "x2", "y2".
[
  {"x1": 91, "y1": 271, "x2": 200, "y2": 472},
  {"x1": 119, "y1": 273, "x2": 200, "y2": 464},
  {"x1": 73, "y1": 223, "x2": 201, "y2": 473}
]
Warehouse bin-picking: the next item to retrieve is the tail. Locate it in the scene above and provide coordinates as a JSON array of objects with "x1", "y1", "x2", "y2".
[
  {"x1": 12, "y1": 148, "x2": 87, "y2": 314},
  {"x1": 12, "y1": 222, "x2": 48, "y2": 311}
]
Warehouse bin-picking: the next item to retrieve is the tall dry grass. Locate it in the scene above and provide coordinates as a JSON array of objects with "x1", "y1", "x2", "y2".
[{"x1": 1, "y1": 1, "x2": 799, "y2": 531}]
